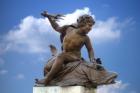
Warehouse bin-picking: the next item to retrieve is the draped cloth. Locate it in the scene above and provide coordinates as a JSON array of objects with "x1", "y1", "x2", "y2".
[{"x1": 38, "y1": 58, "x2": 117, "y2": 88}]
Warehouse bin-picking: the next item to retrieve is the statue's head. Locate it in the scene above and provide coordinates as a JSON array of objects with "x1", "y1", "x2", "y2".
[
  {"x1": 77, "y1": 14, "x2": 95, "y2": 34},
  {"x1": 77, "y1": 14, "x2": 95, "y2": 27}
]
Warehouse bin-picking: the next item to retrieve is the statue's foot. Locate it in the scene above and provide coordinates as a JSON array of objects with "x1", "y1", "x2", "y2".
[
  {"x1": 35, "y1": 78, "x2": 45, "y2": 84},
  {"x1": 44, "y1": 80, "x2": 50, "y2": 86},
  {"x1": 34, "y1": 84, "x2": 45, "y2": 87}
]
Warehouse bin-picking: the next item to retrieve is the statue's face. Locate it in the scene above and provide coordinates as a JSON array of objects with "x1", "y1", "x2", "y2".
[
  {"x1": 77, "y1": 15, "x2": 95, "y2": 34},
  {"x1": 79, "y1": 20, "x2": 93, "y2": 34},
  {"x1": 78, "y1": 15, "x2": 94, "y2": 26},
  {"x1": 83, "y1": 23, "x2": 93, "y2": 34}
]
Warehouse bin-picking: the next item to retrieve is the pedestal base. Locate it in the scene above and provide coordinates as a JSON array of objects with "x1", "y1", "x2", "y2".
[{"x1": 33, "y1": 86, "x2": 96, "y2": 93}]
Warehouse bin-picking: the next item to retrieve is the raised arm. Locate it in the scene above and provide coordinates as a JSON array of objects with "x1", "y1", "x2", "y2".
[
  {"x1": 85, "y1": 36, "x2": 95, "y2": 63},
  {"x1": 41, "y1": 11, "x2": 68, "y2": 33}
]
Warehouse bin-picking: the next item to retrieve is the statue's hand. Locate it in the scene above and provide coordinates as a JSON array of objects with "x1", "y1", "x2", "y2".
[
  {"x1": 41, "y1": 11, "x2": 48, "y2": 17},
  {"x1": 52, "y1": 14, "x2": 65, "y2": 21},
  {"x1": 96, "y1": 58, "x2": 102, "y2": 64},
  {"x1": 55, "y1": 14, "x2": 65, "y2": 19},
  {"x1": 90, "y1": 58, "x2": 96, "y2": 63},
  {"x1": 41, "y1": 11, "x2": 64, "y2": 21},
  {"x1": 91, "y1": 58, "x2": 102, "y2": 64}
]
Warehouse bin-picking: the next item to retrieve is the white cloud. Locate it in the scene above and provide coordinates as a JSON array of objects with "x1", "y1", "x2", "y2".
[
  {"x1": 97, "y1": 81, "x2": 137, "y2": 93},
  {"x1": 58, "y1": 7, "x2": 94, "y2": 26},
  {"x1": 1, "y1": 16, "x2": 59, "y2": 53},
  {"x1": 0, "y1": 7, "x2": 133, "y2": 53},
  {"x1": 15, "y1": 73, "x2": 25, "y2": 79},
  {"x1": 58, "y1": 7, "x2": 123, "y2": 44},
  {"x1": 89, "y1": 17, "x2": 121, "y2": 43},
  {"x1": 0, "y1": 69, "x2": 8, "y2": 75}
]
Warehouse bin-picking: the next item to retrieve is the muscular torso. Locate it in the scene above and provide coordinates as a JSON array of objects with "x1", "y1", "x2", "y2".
[{"x1": 63, "y1": 27, "x2": 87, "y2": 56}]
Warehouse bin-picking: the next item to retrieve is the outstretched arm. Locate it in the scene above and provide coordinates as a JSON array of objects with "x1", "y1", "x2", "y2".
[
  {"x1": 41, "y1": 11, "x2": 68, "y2": 33},
  {"x1": 85, "y1": 36, "x2": 95, "y2": 63}
]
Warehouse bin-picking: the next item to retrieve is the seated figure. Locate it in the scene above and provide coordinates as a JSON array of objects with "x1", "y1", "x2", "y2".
[
  {"x1": 35, "y1": 45, "x2": 117, "y2": 87},
  {"x1": 35, "y1": 11, "x2": 117, "y2": 87},
  {"x1": 36, "y1": 12, "x2": 97, "y2": 85}
]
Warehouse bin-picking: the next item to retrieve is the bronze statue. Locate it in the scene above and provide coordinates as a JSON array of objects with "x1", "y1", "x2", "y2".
[
  {"x1": 35, "y1": 45, "x2": 117, "y2": 87},
  {"x1": 35, "y1": 11, "x2": 117, "y2": 87}
]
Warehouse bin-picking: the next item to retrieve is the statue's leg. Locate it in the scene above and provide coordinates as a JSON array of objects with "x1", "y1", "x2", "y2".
[
  {"x1": 44, "y1": 68, "x2": 49, "y2": 76},
  {"x1": 35, "y1": 78, "x2": 45, "y2": 84},
  {"x1": 44, "y1": 53, "x2": 80, "y2": 86},
  {"x1": 44, "y1": 58, "x2": 55, "y2": 76},
  {"x1": 44, "y1": 53, "x2": 65, "y2": 86}
]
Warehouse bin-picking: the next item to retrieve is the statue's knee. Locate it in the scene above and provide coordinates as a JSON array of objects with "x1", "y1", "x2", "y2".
[
  {"x1": 44, "y1": 67, "x2": 49, "y2": 76},
  {"x1": 44, "y1": 65, "x2": 49, "y2": 70},
  {"x1": 57, "y1": 54, "x2": 64, "y2": 60}
]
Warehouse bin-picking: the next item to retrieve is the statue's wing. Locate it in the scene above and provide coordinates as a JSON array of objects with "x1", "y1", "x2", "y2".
[{"x1": 49, "y1": 44, "x2": 57, "y2": 56}]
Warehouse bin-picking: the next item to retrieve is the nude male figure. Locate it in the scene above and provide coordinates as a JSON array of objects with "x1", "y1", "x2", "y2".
[{"x1": 37, "y1": 11, "x2": 96, "y2": 85}]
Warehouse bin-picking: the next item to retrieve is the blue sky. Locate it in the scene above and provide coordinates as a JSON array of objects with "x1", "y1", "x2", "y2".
[{"x1": 0, "y1": 0, "x2": 140, "y2": 93}]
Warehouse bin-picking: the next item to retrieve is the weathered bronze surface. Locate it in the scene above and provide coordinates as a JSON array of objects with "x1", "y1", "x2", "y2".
[
  {"x1": 35, "y1": 11, "x2": 117, "y2": 87},
  {"x1": 35, "y1": 56, "x2": 117, "y2": 88}
]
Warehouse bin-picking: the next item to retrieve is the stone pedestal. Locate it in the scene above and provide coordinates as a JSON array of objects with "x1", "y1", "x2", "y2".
[{"x1": 33, "y1": 86, "x2": 96, "y2": 93}]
